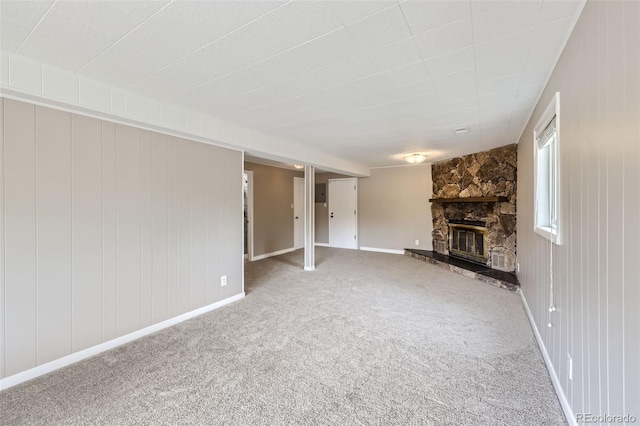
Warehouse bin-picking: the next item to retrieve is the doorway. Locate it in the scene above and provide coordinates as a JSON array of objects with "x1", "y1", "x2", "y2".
[
  {"x1": 244, "y1": 171, "x2": 254, "y2": 260},
  {"x1": 293, "y1": 177, "x2": 304, "y2": 249},
  {"x1": 328, "y1": 178, "x2": 358, "y2": 249}
]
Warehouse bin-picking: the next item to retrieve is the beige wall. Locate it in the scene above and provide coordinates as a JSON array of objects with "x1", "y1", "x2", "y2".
[
  {"x1": 244, "y1": 162, "x2": 302, "y2": 257},
  {"x1": 314, "y1": 172, "x2": 350, "y2": 244},
  {"x1": 0, "y1": 98, "x2": 243, "y2": 379},
  {"x1": 358, "y1": 165, "x2": 433, "y2": 251},
  {"x1": 517, "y1": 0, "x2": 639, "y2": 421}
]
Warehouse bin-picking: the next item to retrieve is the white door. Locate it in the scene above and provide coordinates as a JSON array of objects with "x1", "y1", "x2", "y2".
[
  {"x1": 293, "y1": 177, "x2": 304, "y2": 249},
  {"x1": 329, "y1": 178, "x2": 358, "y2": 249}
]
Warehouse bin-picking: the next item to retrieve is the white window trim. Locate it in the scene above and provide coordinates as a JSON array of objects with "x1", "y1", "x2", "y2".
[{"x1": 533, "y1": 92, "x2": 561, "y2": 245}]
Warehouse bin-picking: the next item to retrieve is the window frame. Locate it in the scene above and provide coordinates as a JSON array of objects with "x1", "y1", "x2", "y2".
[{"x1": 533, "y1": 92, "x2": 561, "y2": 245}]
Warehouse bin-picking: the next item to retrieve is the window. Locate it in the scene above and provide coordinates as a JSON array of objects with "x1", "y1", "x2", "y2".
[{"x1": 534, "y1": 92, "x2": 560, "y2": 244}]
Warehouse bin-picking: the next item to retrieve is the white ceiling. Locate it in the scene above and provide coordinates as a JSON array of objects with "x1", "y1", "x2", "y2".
[{"x1": 0, "y1": 0, "x2": 583, "y2": 167}]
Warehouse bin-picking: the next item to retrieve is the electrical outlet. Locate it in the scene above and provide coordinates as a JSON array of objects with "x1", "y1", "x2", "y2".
[
  {"x1": 414, "y1": 239, "x2": 420, "y2": 246},
  {"x1": 220, "y1": 275, "x2": 227, "y2": 287},
  {"x1": 567, "y1": 354, "x2": 573, "y2": 380}
]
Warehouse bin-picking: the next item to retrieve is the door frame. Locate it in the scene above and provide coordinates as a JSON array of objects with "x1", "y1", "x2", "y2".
[
  {"x1": 293, "y1": 177, "x2": 304, "y2": 250},
  {"x1": 328, "y1": 177, "x2": 358, "y2": 249},
  {"x1": 244, "y1": 170, "x2": 254, "y2": 261}
]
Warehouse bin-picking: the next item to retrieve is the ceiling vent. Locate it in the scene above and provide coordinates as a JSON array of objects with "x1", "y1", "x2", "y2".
[{"x1": 453, "y1": 126, "x2": 470, "y2": 134}]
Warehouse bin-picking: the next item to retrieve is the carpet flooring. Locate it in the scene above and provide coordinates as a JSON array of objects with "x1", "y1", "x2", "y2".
[{"x1": 0, "y1": 248, "x2": 565, "y2": 425}]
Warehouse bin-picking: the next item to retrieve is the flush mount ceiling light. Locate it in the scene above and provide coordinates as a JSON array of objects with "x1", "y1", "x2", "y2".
[
  {"x1": 453, "y1": 126, "x2": 470, "y2": 134},
  {"x1": 293, "y1": 164, "x2": 305, "y2": 170},
  {"x1": 404, "y1": 153, "x2": 427, "y2": 164}
]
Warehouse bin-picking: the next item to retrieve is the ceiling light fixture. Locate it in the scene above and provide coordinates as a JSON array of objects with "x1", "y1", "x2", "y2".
[
  {"x1": 404, "y1": 153, "x2": 427, "y2": 164},
  {"x1": 293, "y1": 164, "x2": 305, "y2": 170}
]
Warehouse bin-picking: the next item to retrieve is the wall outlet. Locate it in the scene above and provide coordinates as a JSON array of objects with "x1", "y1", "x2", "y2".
[
  {"x1": 220, "y1": 275, "x2": 227, "y2": 287},
  {"x1": 414, "y1": 239, "x2": 420, "y2": 246},
  {"x1": 567, "y1": 354, "x2": 573, "y2": 380}
]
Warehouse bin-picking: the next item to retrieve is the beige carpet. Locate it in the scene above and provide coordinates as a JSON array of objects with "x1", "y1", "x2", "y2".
[{"x1": 0, "y1": 247, "x2": 565, "y2": 425}]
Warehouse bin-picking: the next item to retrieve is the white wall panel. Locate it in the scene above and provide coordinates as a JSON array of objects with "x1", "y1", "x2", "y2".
[
  {"x1": 0, "y1": 98, "x2": 5, "y2": 379},
  {"x1": 36, "y1": 106, "x2": 72, "y2": 365},
  {"x1": 517, "y1": 1, "x2": 640, "y2": 422},
  {"x1": 151, "y1": 133, "x2": 169, "y2": 323},
  {"x1": 140, "y1": 130, "x2": 153, "y2": 328},
  {"x1": 167, "y1": 136, "x2": 178, "y2": 318},
  {"x1": 176, "y1": 140, "x2": 192, "y2": 314},
  {"x1": 3, "y1": 99, "x2": 37, "y2": 376},
  {"x1": 191, "y1": 143, "x2": 207, "y2": 308},
  {"x1": 1, "y1": 98, "x2": 243, "y2": 380},
  {"x1": 115, "y1": 124, "x2": 142, "y2": 336},
  {"x1": 71, "y1": 114, "x2": 103, "y2": 352},
  {"x1": 101, "y1": 121, "x2": 118, "y2": 341}
]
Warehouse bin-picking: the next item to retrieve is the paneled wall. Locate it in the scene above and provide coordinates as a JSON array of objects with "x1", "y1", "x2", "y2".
[
  {"x1": 517, "y1": 0, "x2": 639, "y2": 422},
  {"x1": 0, "y1": 98, "x2": 243, "y2": 379}
]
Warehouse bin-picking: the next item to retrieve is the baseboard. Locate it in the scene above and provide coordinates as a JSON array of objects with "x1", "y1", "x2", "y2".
[
  {"x1": 251, "y1": 247, "x2": 295, "y2": 261},
  {"x1": 314, "y1": 242, "x2": 330, "y2": 247},
  {"x1": 304, "y1": 266, "x2": 315, "y2": 271},
  {"x1": 0, "y1": 292, "x2": 245, "y2": 391},
  {"x1": 519, "y1": 289, "x2": 576, "y2": 426},
  {"x1": 359, "y1": 247, "x2": 405, "y2": 255}
]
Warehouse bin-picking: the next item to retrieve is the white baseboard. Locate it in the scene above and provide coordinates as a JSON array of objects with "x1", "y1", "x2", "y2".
[
  {"x1": 314, "y1": 242, "x2": 330, "y2": 247},
  {"x1": 251, "y1": 247, "x2": 295, "y2": 261},
  {"x1": 519, "y1": 289, "x2": 576, "y2": 426},
  {"x1": 0, "y1": 292, "x2": 245, "y2": 391},
  {"x1": 304, "y1": 266, "x2": 315, "y2": 271},
  {"x1": 359, "y1": 247, "x2": 405, "y2": 255}
]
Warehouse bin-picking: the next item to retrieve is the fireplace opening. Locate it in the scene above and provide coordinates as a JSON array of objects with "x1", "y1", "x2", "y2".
[{"x1": 448, "y1": 220, "x2": 488, "y2": 265}]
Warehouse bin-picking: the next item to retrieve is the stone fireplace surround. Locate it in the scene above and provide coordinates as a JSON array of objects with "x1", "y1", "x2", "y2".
[{"x1": 431, "y1": 144, "x2": 517, "y2": 272}]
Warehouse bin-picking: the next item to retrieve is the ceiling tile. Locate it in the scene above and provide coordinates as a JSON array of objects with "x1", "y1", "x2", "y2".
[
  {"x1": 533, "y1": 18, "x2": 573, "y2": 50},
  {"x1": 424, "y1": 47, "x2": 475, "y2": 77},
  {"x1": 470, "y1": 1, "x2": 509, "y2": 16},
  {"x1": 1, "y1": 17, "x2": 32, "y2": 52},
  {"x1": 366, "y1": 37, "x2": 422, "y2": 72},
  {"x1": 476, "y1": 56, "x2": 528, "y2": 82},
  {"x1": 0, "y1": 0, "x2": 54, "y2": 27},
  {"x1": 399, "y1": 0, "x2": 471, "y2": 35},
  {"x1": 52, "y1": 0, "x2": 169, "y2": 45},
  {"x1": 538, "y1": 0, "x2": 581, "y2": 25},
  {"x1": 18, "y1": 8, "x2": 115, "y2": 70},
  {"x1": 100, "y1": 1, "x2": 286, "y2": 74},
  {"x1": 325, "y1": 0, "x2": 397, "y2": 26},
  {"x1": 345, "y1": 5, "x2": 412, "y2": 52},
  {"x1": 478, "y1": 73, "x2": 523, "y2": 95},
  {"x1": 474, "y1": 30, "x2": 533, "y2": 65},
  {"x1": 479, "y1": 88, "x2": 519, "y2": 105},
  {"x1": 472, "y1": 1, "x2": 541, "y2": 44},
  {"x1": 267, "y1": 1, "x2": 343, "y2": 46},
  {"x1": 414, "y1": 18, "x2": 474, "y2": 59}
]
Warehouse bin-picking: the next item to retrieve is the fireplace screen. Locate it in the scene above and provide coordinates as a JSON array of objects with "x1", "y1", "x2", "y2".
[{"x1": 448, "y1": 222, "x2": 489, "y2": 265}]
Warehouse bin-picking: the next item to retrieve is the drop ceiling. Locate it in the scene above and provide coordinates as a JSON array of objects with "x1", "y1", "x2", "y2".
[{"x1": 0, "y1": 0, "x2": 584, "y2": 167}]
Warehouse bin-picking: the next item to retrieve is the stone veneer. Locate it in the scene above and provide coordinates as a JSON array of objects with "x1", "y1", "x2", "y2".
[{"x1": 431, "y1": 144, "x2": 517, "y2": 272}]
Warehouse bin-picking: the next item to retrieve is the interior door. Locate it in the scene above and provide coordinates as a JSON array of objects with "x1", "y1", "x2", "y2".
[
  {"x1": 293, "y1": 177, "x2": 304, "y2": 249},
  {"x1": 329, "y1": 178, "x2": 357, "y2": 249}
]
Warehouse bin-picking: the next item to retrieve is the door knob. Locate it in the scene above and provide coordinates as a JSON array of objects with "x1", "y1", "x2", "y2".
[
  {"x1": 330, "y1": 213, "x2": 334, "y2": 218},
  {"x1": 295, "y1": 216, "x2": 299, "y2": 219}
]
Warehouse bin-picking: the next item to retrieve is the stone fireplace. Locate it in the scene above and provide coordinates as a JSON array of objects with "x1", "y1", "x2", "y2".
[{"x1": 431, "y1": 144, "x2": 517, "y2": 272}]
